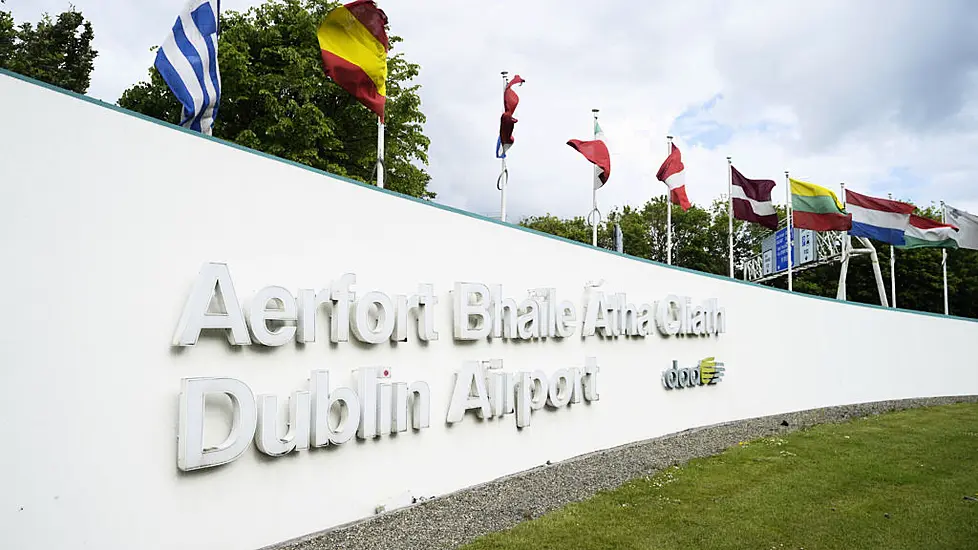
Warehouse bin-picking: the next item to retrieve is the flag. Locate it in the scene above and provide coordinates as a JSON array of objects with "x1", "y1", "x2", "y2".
[
  {"x1": 317, "y1": 0, "x2": 389, "y2": 120},
  {"x1": 790, "y1": 178, "x2": 852, "y2": 231},
  {"x1": 614, "y1": 223, "x2": 624, "y2": 253},
  {"x1": 945, "y1": 204, "x2": 978, "y2": 250},
  {"x1": 154, "y1": 0, "x2": 222, "y2": 135},
  {"x1": 845, "y1": 190, "x2": 914, "y2": 245},
  {"x1": 496, "y1": 75, "x2": 524, "y2": 158},
  {"x1": 898, "y1": 215, "x2": 959, "y2": 249},
  {"x1": 567, "y1": 119, "x2": 611, "y2": 188},
  {"x1": 656, "y1": 144, "x2": 690, "y2": 211},
  {"x1": 730, "y1": 166, "x2": 778, "y2": 230}
]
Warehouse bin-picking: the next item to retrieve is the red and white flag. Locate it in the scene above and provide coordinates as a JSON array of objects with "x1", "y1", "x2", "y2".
[
  {"x1": 567, "y1": 119, "x2": 611, "y2": 189},
  {"x1": 496, "y1": 75, "x2": 524, "y2": 158},
  {"x1": 656, "y1": 144, "x2": 690, "y2": 211}
]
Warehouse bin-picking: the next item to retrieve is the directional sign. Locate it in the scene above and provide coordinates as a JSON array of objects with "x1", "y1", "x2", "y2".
[
  {"x1": 775, "y1": 228, "x2": 790, "y2": 272},
  {"x1": 771, "y1": 227, "x2": 817, "y2": 274},
  {"x1": 798, "y1": 229, "x2": 815, "y2": 264}
]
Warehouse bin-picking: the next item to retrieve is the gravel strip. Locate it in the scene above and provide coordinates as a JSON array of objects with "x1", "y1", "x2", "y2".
[{"x1": 266, "y1": 396, "x2": 978, "y2": 550}]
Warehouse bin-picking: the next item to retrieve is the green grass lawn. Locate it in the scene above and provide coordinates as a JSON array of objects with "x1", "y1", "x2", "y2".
[{"x1": 463, "y1": 403, "x2": 978, "y2": 550}]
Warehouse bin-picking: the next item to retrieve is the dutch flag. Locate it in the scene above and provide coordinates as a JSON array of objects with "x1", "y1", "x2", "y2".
[
  {"x1": 845, "y1": 189, "x2": 915, "y2": 245},
  {"x1": 155, "y1": 0, "x2": 221, "y2": 135}
]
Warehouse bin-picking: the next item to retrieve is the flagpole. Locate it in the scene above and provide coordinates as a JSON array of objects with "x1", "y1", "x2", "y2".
[
  {"x1": 727, "y1": 156, "x2": 734, "y2": 278},
  {"x1": 889, "y1": 192, "x2": 896, "y2": 308},
  {"x1": 838, "y1": 182, "x2": 849, "y2": 301},
  {"x1": 666, "y1": 136, "x2": 674, "y2": 265},
  {"x1": 376, "y1": 117, "x2": 385, "y2": 189},
  {"x1": 591, "y1": 109, "x2": 600, "y2": 247},
  {"x1": 785, "y1": 171, "x2": 792, "y2": 291},
  {"x1": 942, "y1": 200, "x2": 949, "y2": 315},
  {"x1": 498, "y1": 71, "x2": 509, "y2": 222}
]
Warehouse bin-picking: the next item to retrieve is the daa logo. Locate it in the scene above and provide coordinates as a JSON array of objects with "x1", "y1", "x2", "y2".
[{"x1": 662, "y1": 357, "x2": 725, "y2": 390}]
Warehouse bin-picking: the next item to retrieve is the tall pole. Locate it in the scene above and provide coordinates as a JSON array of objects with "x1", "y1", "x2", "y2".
[
  {"x1": 837, "y1": 183, "x2": 849, "y2": 301},
  {"x1": 591, "y1": 109, "x2": 600, "y2": 247},
  {"x1": 942, "y1": 201, "x2": 949, "y2": 315},
  {"x1": 727, "y1": 156, "x2": 734, "y2": 278},
  {"x1": 889, "y1": 192, "x2": 896, "y2": 308},
  {"x1": 376, "y1": 117, "x2": 385, "y2": 189},
  {"x1": 666, "y1": 136, "x2": 674, "y2": 265},
  {"x1": 498, "y1": 71, "x2": 509, "y2": 222},
  {"x1": 785, "y1": 171, "x2": 792, "y2": 291}
]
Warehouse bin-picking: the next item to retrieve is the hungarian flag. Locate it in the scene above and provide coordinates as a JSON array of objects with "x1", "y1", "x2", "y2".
[
  {"x1": 317, "y1": 0, "x2": 389, "y2": 120},
  {"x1": 567, "y1": 119, "x2": 611, "y2": 188},
  {"x1": 496, "y1": 75, "x2": 524, "y2": 158},
  {"x1": 898, "y1": 215, "x2": 958, "y2": 249},
  {"x1": 790, "y1": 178, "x2": 852, "y2": 231},
  {"x1": 657, "y1": 144, "x2": 690, "y2": 210},
  {"x1": 730, "y1": 166, "x2": 778, "y2": 229}
]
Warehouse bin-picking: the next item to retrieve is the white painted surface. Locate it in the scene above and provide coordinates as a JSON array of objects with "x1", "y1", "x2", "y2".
[{"x1": 1, "y1": 72, "x2": 977, "y2": 550}]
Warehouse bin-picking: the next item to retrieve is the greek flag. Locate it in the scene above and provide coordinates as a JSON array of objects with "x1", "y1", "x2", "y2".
[{"x1": 155, "y1": 0, "x2": 221, "y2": 135}]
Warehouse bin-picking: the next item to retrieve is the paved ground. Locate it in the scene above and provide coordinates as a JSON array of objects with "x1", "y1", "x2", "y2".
[{"x1": 265, "y1": 396, "x2": 978, "y2": 550}]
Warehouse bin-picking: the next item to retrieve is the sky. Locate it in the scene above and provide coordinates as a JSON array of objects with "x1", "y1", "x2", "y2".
[{"x1": 9, "y1": 0, "x2": 978, "y2": 221}]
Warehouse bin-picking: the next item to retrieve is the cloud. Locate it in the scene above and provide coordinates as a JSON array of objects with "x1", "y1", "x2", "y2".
[
  {"x1": 7, "y1": 0, "x2": 978, "y2": 217},
  {"x1": 713, "y1": 0, "x2": 978, "y2": 149}
]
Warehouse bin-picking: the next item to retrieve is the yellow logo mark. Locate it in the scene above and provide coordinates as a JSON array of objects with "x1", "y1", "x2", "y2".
[{"x1": 699, "y1": 356, "x2": 725, "y2": 385}]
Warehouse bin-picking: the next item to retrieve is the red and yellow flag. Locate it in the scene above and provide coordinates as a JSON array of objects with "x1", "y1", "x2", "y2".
[{"x1": 317, "y1": 0, "x2": 389, "y2": 120}]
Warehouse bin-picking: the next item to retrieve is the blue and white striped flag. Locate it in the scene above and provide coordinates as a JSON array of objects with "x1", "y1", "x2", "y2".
[{"x1": 155, "y1": 0, "x2": 221, "y2": 135}]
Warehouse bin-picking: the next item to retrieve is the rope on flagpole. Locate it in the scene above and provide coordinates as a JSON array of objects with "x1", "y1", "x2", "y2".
[
  {"x1": 587, "y1": 204, "x2": 603, "y2": 227},
  {"x1": 497, "y1": 160, "x2": 508, "y2": 191},
  {"x1": 376, "y1": 118, "x2": 385, "y2": 189},
  {"x1": 372, "y1": 154, "x2": 385, "y2": 182}
]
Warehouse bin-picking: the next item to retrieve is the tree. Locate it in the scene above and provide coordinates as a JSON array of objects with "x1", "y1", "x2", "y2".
[
  {"x1": 524, "y1": 197, "x2": 771, "y2": 277},
  {"x1": 0, "y1": 7, "x2": 97, "y2": 94},
  {"x1": 118, "y1": 0, "x2": 432, "y2": 199},
  {"x1": 520, "y1": 214, "x2": 593, "y2": 245},
  {"x1": 521, "y1": 198, "x2": 978, "y2": 319}
]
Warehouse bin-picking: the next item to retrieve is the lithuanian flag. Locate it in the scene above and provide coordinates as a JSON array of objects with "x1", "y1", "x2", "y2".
[
  {"x1": 317, "y1": 0, "x2": 389, "y2": 120},
  {"x1": 790, "y1": 178, "x2": 852, "y2": 231}
]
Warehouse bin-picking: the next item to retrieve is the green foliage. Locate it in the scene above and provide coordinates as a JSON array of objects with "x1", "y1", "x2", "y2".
[
  {"x1": 464, "y1": 403, "x2": 978, "y2": 550},
  {"x1": 0, "y1": 7, "x2": 97, "y2": 93},
  {"x1": 519, "y1": 214, "x2": 592, "y2": 245},
  {"x1": 522, "y1": 198, "x2": 976, "y2": 319},
  {"x1": 118, "y1": 0, "x2": 432, "y2": 199},
  {"x1": 522, "y1": 198, "x2": 774, "y2": 277}
]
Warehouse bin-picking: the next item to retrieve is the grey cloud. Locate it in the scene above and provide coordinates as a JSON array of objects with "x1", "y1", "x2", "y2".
[{"x1": 714, "y1": 0, "x2": 978, "y2": 150}]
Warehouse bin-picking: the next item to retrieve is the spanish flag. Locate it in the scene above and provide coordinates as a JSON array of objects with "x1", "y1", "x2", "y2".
[{"x1": 317, "y1": 0, "x2": 389, "y2": 120}]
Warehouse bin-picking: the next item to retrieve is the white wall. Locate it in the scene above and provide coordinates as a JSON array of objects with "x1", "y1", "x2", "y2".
[{"x1": 1, "y1": 72, "x2": 976, "y2": 550}]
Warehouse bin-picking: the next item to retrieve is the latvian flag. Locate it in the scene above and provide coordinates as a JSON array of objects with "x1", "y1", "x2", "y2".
[
  {"x1": 656, "y1": 143, "x2": 690, "y2": 211},
  {"x1": 730, "y1": 166, "x2": 778, "y2": 230},
  {"x1": 845, "y1": 190, "x2": 915, "y2": 246}
]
